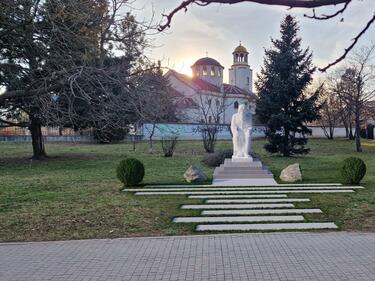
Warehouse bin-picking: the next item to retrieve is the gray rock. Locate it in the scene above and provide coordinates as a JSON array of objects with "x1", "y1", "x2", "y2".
[
  {"x1": 280, "y1": 163, "x2": 302, "y2": 182},
  {"x1": 184, "y1": 165, "x2": 207, "y2": 183}
]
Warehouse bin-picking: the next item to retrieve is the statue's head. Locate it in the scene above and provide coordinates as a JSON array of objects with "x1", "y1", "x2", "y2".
[{"x1": 238, "y1": 103, "x2": 246, "y2": 114}]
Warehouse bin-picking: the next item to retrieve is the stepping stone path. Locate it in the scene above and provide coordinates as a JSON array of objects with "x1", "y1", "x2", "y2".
[
  {"x1": 181, "y1": 203, "x2": 295, "y2": 209},
  {"x1": 173, "y1": 215, "x2": 305, "y2": 223},
  {"x1": 123, "y1": 184, "x2": 363, "y2": 232},
  {"x1": 201, "y1": 209, "x2": 323, "y2": 215},
  {"x1": 205, "y1": 198, "x2": 310, "y2": 203}
]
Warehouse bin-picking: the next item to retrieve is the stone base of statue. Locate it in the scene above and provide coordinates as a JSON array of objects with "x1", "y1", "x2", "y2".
[{"x1": 212, "y1": 156, "x2": 278, "y2": 186}]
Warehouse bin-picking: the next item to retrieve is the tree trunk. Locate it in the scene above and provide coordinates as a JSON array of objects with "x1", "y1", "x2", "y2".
[
  {"x1": 148, "y1": 123, "x2": 156, "y2": 153},
  {"x1": 348, "y1": 121, "x2": 354, "y2": 140},
  {"x1": 29, "y1": 117, "x2": 47, "y2": 159},
  {"x1": 283, "y1": 128, "x2": 290, "y2": 157},
  {"x1": 355, "y1": 109, "x2": 362, "y2": 152},
  {"x1": 132, "y1": 135, "x2": 136, "y2": 152}
]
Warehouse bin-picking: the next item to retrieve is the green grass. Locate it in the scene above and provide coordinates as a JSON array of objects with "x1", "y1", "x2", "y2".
[{"x1": 0, "y1": 138, "x2": 374, "y2": 242}]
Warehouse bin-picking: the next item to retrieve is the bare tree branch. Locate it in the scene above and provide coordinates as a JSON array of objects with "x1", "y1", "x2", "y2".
[
  {"x1": 159, "y1": 0, "x2": 373, "y2": 72},
  {"x1": 319, "y1": 13, "x2": 375, "y2": 72},
  {"x1": 304, "y1": 0, "x2": 351, "y2": 20},
  {"x1": 158, "y1": 0, "x2": 350, "y2": 31}
]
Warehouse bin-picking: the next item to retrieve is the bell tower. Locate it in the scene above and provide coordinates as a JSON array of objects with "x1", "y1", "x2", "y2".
[{"x1": 228, "y1": 42, "x2": 253, "y2": 92}]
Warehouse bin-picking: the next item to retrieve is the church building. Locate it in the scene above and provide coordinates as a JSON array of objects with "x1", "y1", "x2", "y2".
[{"x1": 165, "y1": 43, "x2": 257, "y2": 125}]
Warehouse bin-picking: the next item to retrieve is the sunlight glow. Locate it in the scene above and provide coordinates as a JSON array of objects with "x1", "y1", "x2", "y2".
[{"x1": 171, "y1": 59, "x2": 195, "y2": 77}]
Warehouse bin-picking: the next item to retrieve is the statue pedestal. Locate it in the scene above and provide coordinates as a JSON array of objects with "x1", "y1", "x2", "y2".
[
  {"x1": 212, "y1": 157, "x2": 278, "y2": 186},
  {"x1": 231, "y1": 156, "x2": 254, "y2": 162}
]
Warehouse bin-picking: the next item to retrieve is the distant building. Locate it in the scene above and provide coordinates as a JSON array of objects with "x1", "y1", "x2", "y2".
[{"x1": 165, "y1": 43, "x2": 257, "y2": 124}]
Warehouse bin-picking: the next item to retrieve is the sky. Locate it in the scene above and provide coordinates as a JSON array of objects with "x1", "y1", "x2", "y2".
[{"x1": 134, "y1": 1, "x2": 375, "y2": 83}]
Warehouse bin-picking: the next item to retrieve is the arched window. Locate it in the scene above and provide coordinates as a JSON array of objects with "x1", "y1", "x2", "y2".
[
  {"x1": 210, "y1": 67, "x2": 215, "y2": 76},
  {"x1": 234, "y1": 101, "x2": 239, "y2": 109},
  {"x1": 202, "y1": 66, "x2": 207, "y2": 76},
  {"x1": 218, "y1": 69, "x2": 222, "y2": 77},
  {"x1": 216, "y1": 99, "x2": 220, "y2": 107},
  {"x1": 208, "y1": 116, "x2": 212, "y2": 123},
  {"x1": 247, "y1": 77, "x2": 250, "y2": 85}
]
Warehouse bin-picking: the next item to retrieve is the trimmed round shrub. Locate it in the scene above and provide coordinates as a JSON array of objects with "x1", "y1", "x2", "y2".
[
  {"x1": 341, "y1": 157, "x2": 366, "y2": 184},
  {"x1": 117, "y1": 158, "x2": 145, "y2": 187},
  {"x1": 201, "y1": 149, "x2": 233, "y2": 167}
]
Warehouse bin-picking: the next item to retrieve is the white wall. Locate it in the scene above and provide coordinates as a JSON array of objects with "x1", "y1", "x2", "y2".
[{"x1": 143, "y1": 123, "x2": 348, "y2": 140}]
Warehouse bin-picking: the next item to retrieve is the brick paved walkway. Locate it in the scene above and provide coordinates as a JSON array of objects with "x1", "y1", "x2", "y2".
[{"x1": 1, "y1": 232, "x2": 374, "y2": 281}]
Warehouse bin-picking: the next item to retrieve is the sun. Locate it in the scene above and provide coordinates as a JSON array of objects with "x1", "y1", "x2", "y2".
[{"x1": 171, "y1": 59, "x2": 194, "y2": 77}]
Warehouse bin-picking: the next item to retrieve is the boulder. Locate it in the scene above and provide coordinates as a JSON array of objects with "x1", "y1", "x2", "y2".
[
  {"x1": 280, "y1": 163, "x2": 302, "y2": 182},
  {"x1": 184, "y1": 165, "x2": 207, "y2": 183}
]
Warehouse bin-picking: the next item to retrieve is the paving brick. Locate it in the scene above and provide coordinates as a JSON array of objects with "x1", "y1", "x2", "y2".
[{"x1": 1, "y1": 232, "x2": 374, "y2": 281}]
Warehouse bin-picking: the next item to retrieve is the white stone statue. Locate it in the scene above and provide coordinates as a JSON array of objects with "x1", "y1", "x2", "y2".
[{"x1": 231, "y1": 103, "x2": 255, "y2": 160}]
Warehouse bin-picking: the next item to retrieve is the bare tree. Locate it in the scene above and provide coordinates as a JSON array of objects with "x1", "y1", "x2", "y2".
[
  {"x1": 338, "y1": 44, "x2": 375, "y2": 152},
  {"x1": 158, "y1": 0, "x2": 375, "y2": 72},
  {"x1": 0, "y1": 0, "x2": 154, "y2": 158},
  {"x1": 195, "y1": 93, "x2": 229, "y2": 153},
  {"x1": 315, "y1": 84, "x2": 342, "y2": 139},
  {"x1": 126, "y1": 65, "x2": 178, "y2": 153}
]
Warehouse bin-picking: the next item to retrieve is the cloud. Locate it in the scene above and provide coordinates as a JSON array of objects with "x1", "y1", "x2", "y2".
[{"x1": 137, "y1": 0, "x2": 375, "y2": 82}]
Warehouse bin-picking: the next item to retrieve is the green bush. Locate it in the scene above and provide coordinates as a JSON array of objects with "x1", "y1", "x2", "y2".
[
  {"x1": 116, "y1": 158, "x2": 145, "y2": 187},
  {"x1": 341, "y1": 157, "x2": 366, "y2": 184},
  {"x1": 201, "y1": 149, "x2": 233, "y2": 167}
]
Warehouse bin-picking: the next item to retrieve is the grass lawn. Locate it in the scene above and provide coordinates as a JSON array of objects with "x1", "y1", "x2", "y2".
[{"x1": 0, "y1": 138, "x2": 374, "y2": 242}]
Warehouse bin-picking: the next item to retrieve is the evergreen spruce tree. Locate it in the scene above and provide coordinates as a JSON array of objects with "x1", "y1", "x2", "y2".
[{"x1": 256, "y1": 15, "x2": 321, "y2": 157}]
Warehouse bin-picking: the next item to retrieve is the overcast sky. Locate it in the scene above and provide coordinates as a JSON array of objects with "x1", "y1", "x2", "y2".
[{"x1": 134, "y1": 1, "x2": 375, "y2": 82}]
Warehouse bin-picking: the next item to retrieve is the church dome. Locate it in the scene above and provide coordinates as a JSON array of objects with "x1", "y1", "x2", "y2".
[
  {"x1": 192, "y1": 57, "x2": 223, "y2": 68},
  {"x1": 234, "y1": 44, "x2": 248, "y2": 54}
]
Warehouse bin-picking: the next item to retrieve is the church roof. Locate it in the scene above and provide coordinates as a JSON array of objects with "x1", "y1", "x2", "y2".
[
  {"x1": 165, "y1": 70, "x2": 256, "y2": 101},
  {"x1": 192, "y1": 57, "x2": 223, "y2": 68},
  {"x1": 233, "y1": 44, "x2": 248, "y2": 54}
]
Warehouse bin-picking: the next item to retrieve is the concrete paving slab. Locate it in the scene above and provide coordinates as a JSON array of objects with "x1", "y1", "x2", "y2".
[
  {"x1": 190, "y1": 194, "x2": 288, "y2": 199},
  {"x1": 181, "y1": 203, "x2": 295, "y2": 209},
  {"x1": 202, "y1": 208, "x2": 322, "y2": 215},
  {"x1": 125, "y1": 186, "x2": 361, "y2": 192},
  {"x1": 173, "y1": 215, "x2": 305, "y2": 223},
  {"x1": 135, "y1": 190, "x2": 355, "y2": 195},
  {"x1": 196, "y1": 222, "x2": 338, "y2": 231},
  {"x1": 144, "y1": 183, "x2": 343, "y2": 188},
  {"x1": 205, "y1": 198, "x2": 310, "y2": 203}
]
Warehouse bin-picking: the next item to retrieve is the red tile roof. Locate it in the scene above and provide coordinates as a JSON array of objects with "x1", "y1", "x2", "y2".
[{"x1": 166, "y1": 69, "x2": 256, "y2": 101}]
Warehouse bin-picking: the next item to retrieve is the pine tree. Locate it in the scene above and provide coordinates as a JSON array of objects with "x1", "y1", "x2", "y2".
[{"x1": 255, "y1": 15, "x2": 321, "y2": 157}]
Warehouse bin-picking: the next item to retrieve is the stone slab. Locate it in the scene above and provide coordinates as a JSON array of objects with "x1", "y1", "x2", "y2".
[
  {"x1": 201, "y1": 209, "x2": 322, "y2": 215},
  {"x1": 134, "y1": 190, "x2": 355, "y2": 195},
  {"x1": 173, "y1": 215, "x2": 305, "y2": 223},
  {"x1": 205, "y1": 198, "x2": 310, "y2": 203},
  {"x1": 196, "y1": 222, "x2": 338, "y2": 231},
  {"x1": 181, "y1": 203, "x2": 295, "y2": 209},
  {"x1": 189, "y1": 194, "x2": 288, "y2": 199},
  {"x1": 212, "y1": 178, "x2": 278, "y2": 186},
  {"x1": 144, "y1": 183, "x2": 343, "y2": 187},
  {"x1": 126, "y1": 186, "x2": 362, "y2": 192}
]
